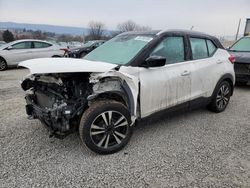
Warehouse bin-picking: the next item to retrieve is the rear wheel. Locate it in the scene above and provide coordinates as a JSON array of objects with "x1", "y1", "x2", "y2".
[
  {"x1": 0, "y1": 58, "x2": 7, "y2": 71},
  {"x1": 207, "y1": 81, "x2": 232, "y2": 113},
  {"x1": 79, "y1": 100, "x2": 133, "y2": 154}
]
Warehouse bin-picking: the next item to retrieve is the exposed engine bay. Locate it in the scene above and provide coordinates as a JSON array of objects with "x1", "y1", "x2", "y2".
[
  {"x1": 21, "y1": 71, "x2": 138, "y2": 138},
  {"x1": 22, "y1": 73, "x2": 93, "y2": 138}
]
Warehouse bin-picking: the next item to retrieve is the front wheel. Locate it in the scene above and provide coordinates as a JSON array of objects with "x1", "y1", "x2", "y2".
[
  {"x1": 79, "y1": 100, "x2": 133, "y2": 155},
  {"x1": 207, "y1": 81, "x2": 232, "y2": 113},
  {"x1": 0, "y1": 58, "x2": 7, "y2": 71}
]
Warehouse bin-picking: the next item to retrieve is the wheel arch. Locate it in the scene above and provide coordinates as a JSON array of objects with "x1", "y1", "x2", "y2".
[
  {"x1": 87, "y1": 77, "x2": 136, "y2": 117},
  {"x1": 213, "y1": 73, "x2": 234, "y2": 97},
  {"x1": 0, "y1": 55, "x2": 7, "y2": 62},
  {"x1": 0, "y1": 56, "x2": 8, "y2": 70}
]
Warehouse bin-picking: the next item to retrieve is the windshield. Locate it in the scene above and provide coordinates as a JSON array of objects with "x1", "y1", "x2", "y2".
[
  {"x1": 83, "y1": 41, "x2": 95, "y2": 48},
  {"x1": 84, "y1": 34, "x2": 154, "y2": 65},
  {"x1": 230, "y1": 37, "x2": 250, "y2": 52}
]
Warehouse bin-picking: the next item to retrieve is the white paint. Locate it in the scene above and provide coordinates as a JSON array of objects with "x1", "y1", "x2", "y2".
[
  {"x1": 0, "y1": 39, "x2": 65, "y2": 67},
  {"x1": 90, "y1": 70, "x2": 139, "y2": 121},
  {"x1": 20, "y1": 48, "x2": 235, "y2": 120},
  {"x1": 19, "y1": 58, "x2": 117, "y2": 74}
]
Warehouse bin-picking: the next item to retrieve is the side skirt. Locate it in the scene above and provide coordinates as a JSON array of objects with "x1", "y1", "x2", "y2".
[{"x1": 137, "y1": 97, "x2": 211, "y2": 124}]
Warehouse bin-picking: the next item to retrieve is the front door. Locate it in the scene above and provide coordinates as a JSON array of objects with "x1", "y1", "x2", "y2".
[{"x1": 139, "y1": 36, "x2": 192, "y2": 118}]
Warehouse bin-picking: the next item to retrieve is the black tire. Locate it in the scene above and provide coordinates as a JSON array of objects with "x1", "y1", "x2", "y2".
[
  {"x1": 79, "y1": 100, "x2": 133, "y2": 155},
  {"x1": 79, "y1": 52, "x2": 87, "y2": 58},
  {"x1": 0, "y1": 57, "x2": 7, "y2": 71},
  {"x1": 207, "y1": 81, "x2": 232, "y2": 113}
]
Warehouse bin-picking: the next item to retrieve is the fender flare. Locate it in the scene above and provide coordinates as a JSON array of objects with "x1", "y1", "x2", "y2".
[
  {"x1": 212, "y1": 73, "x2": 235, "y2": 97},
  {"x1": 87, "y1": 78, "x2": 136, "y2": 116}
]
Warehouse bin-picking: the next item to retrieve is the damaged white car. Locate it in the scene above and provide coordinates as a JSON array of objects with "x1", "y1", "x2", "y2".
[{"x1": 20, "y1": 30, "x2": 235, "y2": 154}]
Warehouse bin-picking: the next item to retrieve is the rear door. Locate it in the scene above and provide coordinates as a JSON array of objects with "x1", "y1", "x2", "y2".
[
  {"x1": 188, "y1": 37, "x2": 223, "y2": 99},
  {"x1": 31, "y1": 41, "x2": 54, "y2": 58},
  {"x1": 139, "y1": 35, "x2": 193, "y2": 117}
]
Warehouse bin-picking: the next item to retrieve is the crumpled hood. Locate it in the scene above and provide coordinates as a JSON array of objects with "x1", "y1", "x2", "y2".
[
  {"x1": 229, "y1": 51, "x2": 250, "y2": 64},
  {"x1": 19, "y1": 58, "x2": 117, "y2": 74}
]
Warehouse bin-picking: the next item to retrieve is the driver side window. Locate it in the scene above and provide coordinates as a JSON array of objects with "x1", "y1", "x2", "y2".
[{"x1": 150, "y1": 36, "x2": 185, "y2": 64}]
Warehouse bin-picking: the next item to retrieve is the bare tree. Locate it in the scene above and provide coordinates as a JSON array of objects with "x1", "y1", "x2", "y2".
[
  {"x1": 88, "y1": 21, "x2": 105, "y2": 40},
  {"x1": 117, "y1": 20, "x2": 151, "y2": 33},
  {"x1": 117, "y1": 20, "x2": 138, "y2": 32}
]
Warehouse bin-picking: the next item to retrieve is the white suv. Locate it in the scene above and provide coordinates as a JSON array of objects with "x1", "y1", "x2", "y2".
[{"x1": 20, "y1": 30, "x2": 235, "y2": 154}]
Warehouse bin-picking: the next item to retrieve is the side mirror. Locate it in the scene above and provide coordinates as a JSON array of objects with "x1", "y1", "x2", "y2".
[
  {"x1": 6, "y1": 46, "x2": 13, "y2": 50},
  {"x1": 143, "y1": 56, "x2": 166, "y2": 68}
]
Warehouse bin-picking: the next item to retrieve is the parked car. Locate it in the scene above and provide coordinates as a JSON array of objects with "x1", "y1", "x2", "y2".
[
  {"x1": 67, "y1": 40, "x2": 106, "y2": 58},
  {"x1": 0, "y1": 39, "x2": 67, "y2": 71},
  {"x1": 228, "y1": 36, "x2": 250, "y2": 85},
  {"x1": 0, "y1": 41, "x2": 6, "y2": 46},
  {"x1": 20, "y1": 30, "x2": 235, "y2": 155}
]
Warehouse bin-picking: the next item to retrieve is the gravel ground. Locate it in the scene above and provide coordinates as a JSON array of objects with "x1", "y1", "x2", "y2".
[{"x1": 0, "y1": 68, "x2": 250, "y2": 188}]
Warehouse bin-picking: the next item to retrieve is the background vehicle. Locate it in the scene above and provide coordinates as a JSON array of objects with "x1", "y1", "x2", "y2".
[
  {"x1": 0, "y1": 39, "x2": 67, "y2": 71},
  {"x1": 244, "y1": 18, "x2": 250, "y2": 36},
  {"x1": 0, "y1": 41, "x2": 6, "y2": 46},
  {"x1": 20, "y1": 30, "x2": 235, "y2": 155},
  {"x1": 67, "y1": 40, "x2": 106, "y2": 58},
  {"x1": 228, "y1": 36, "x2": 250, "y2": 85}
]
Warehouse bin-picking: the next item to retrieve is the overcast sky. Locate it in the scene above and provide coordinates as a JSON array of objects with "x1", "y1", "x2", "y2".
[{"x1": 0, "y1": 0, "x2": 249, "y2": 36}]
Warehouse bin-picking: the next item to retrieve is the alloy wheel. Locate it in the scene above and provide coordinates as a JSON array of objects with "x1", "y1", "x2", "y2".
[
  {"x1": 0, "y1": 59, "x2": 6, "y2": 71},
  {"x1": 90, "y1": 110, "x2": 129, "y2": 149},
  {"x1": 216, "y1": 84, "x2": 230, "y2": 110}
]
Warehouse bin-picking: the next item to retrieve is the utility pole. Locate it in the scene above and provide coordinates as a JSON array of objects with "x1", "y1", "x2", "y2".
[{"x1": 235, "y1": 18, "x2": 241, "y2": 41}]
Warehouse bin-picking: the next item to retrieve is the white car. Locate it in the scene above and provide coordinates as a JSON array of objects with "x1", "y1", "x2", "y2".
[
  {"x1": 0, "y1": 39, "x2": 67, "y2": 71},
  {"x1": 20, "y1": 30, "x2": 235, "y2": 155}
]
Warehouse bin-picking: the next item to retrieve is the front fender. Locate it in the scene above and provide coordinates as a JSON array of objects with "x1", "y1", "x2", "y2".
[{"x1": 89, "y1": 70, "x2": 139, "y2": 121}]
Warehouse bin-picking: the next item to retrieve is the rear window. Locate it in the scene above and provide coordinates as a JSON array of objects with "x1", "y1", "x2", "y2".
[
  {"x1": 190, "y1": 38, "x2": 208, "y2": 60},
  {"x1": 206, "y1": 40, "x2": 217, "y2": 56},
  {"x1": 34, "y1": 42, "x2": 52, "y2": 48}
]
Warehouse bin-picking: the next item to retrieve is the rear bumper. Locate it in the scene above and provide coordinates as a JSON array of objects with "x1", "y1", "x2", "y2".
[
  {"x1": 234, "y1": 63, "x2": 250, "y2": 82},
  {"x1": 235, "y1": 74, "x2": 250, "y2": 82}
]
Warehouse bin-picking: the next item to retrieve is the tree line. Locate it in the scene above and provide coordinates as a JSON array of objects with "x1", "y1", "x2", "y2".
[{"x1": 1, "y1": 20, "x2": 151, "y2": 43}]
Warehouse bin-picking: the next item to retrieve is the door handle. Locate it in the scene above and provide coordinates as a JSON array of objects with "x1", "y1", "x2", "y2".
[
  {"x1": 181, "y1": 70, "x2": 190, "y2": 76},
  {"x1": 216, "y1": 60, "x2": 223, "y2": 64}
]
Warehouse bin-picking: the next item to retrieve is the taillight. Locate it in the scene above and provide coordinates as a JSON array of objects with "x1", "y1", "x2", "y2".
[
  {"x1": 60, "y1": 48, "x2": 68, "y2": 53},
  {"x1": 228, "y1": 55, "x2": 235, "y2": 64},
  {"x1": 60, "y1": 48, "x2": 69, "y2": 56}
]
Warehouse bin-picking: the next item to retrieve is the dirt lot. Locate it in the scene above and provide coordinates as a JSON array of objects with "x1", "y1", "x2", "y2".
[{"x1": 0, "y1": 68, "x2": 250, "y2": 187}]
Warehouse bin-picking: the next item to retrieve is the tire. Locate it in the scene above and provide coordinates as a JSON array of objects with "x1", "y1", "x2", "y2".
[
  {"x1": 207, "y1": 81, "x2": 232, "y2": 113},
  {"x1": 79, "y1": 52, "x2": 87, "y2": 58},
  {"x1": 0, "y1": 57, "x2": 7, "y2": 71},
  {"x1": 79, "y1": 100, "x2": 133, "y2": 155},
  {"x1": 52, "y1": 55, "x2": 61, "y2": 58}
]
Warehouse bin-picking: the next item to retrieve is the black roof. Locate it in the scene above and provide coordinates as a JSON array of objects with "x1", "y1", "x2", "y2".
[{"x1": 119, "y1": 29, "x2": 224, "y2": 49}]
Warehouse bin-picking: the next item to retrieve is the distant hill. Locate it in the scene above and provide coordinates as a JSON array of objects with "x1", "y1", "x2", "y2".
[{"x1": 0, "y1": 22, "x2": 111, "y2": 36}]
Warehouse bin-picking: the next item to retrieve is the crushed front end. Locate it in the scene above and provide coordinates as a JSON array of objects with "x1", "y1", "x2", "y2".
[{"x1": 21, "y1": 73, "x2": 92, "y2": 138}]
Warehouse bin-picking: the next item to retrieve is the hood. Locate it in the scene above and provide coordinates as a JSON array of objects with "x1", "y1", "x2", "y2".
[
  {"x1": 19, "y1": 58, "x2": 117, "y2": 75},
  {"x1": 229, "y1": 51, "x2": 250, "y2": 64}
]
